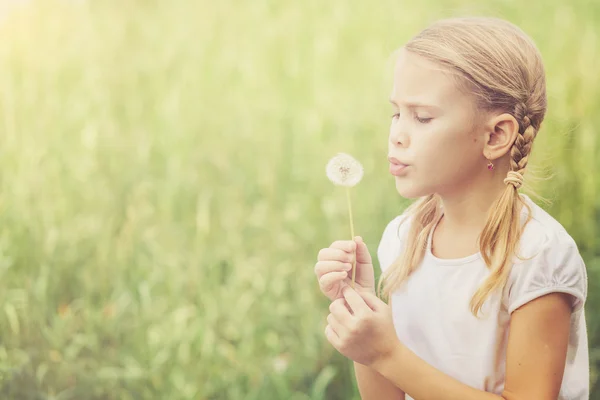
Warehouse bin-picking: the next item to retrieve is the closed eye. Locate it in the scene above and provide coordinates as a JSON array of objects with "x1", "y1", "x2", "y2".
[{"x1": 391, "y1": 113, "x2": 433, "y2": 124}]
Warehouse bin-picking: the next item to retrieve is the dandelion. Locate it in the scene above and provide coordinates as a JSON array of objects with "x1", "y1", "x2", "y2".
[{"x1": 326, "y1": 153, "x2": 364, "y2": 289}]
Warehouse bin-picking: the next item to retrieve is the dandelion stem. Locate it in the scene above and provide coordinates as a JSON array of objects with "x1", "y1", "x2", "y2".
[{"x1": 345, "y1": 186, "x2": 356, "y2": 289}]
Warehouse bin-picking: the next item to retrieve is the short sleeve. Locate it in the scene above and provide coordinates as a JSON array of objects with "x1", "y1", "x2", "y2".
[
  {"x1": 507, "y1": 230, "x2": 588, "y2": 315},
  {"x1": 377, "y1": 213, "x2": 410, "y2": 273}
]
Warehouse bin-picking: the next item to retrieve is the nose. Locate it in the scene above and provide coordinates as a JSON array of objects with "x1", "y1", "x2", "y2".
[{"x1": 389, "y1": 119, "x2": 410, "y2": 147}]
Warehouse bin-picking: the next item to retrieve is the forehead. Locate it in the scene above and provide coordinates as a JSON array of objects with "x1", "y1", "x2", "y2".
[{"x1": 391, "y1": 49, "x2": 462, "y2": 104}]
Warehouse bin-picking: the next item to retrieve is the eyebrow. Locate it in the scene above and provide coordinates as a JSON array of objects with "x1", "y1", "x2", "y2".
[{"x1": 389, "y1": 98, "x2": 441, "y2": 110}]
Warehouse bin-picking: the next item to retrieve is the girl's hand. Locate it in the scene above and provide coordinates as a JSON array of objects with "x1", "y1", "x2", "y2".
[
  {"x1": 314, "y1": 236, "x2": 375, "y2": 301},
  {"x1": 325, "y1": 286, "x2": 402, "y2": 368}
]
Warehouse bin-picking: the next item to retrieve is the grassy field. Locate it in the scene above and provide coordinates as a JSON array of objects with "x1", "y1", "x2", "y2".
[{"x1": 0, "y1": 0, "x2": 598, "y2": 398}]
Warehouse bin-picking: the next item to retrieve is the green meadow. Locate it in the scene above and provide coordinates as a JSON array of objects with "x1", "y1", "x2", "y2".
[{"x1": 0, "y1": 0, "x2": 598, "y2": 398}]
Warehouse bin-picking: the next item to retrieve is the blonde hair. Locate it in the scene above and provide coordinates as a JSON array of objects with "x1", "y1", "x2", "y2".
[{"x1": 377, "y1": 17, "x2": 547, "y2": 318}]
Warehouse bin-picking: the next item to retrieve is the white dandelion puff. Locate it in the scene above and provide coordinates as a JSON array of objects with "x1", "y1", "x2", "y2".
[
  {"x1": 325, "y1": 152, "x2": 364, "y2": 289},
  {"x1": 326, "y1": 153, "x2": 364, "y2": 187}
]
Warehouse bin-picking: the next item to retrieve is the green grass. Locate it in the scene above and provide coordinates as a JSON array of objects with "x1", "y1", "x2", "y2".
[{"x1": 0, "y1": 0, "x2": 598, "y2": 398}]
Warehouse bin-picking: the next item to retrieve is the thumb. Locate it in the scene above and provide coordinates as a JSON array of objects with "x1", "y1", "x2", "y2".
[
  {"x1": 358, "y1": 290, "x2": 385, "y2": 311},
  {"x1": 353, "y1": 236, "x2": 372, "y2": 265}
]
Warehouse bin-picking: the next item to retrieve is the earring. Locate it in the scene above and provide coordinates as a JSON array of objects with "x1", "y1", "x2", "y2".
[{"x1": 486, "y1": 156, "x2": 494, "y2": 170}]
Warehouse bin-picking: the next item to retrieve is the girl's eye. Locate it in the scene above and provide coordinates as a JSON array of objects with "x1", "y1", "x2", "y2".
[{"x1": 390, "y1": 113, "x2": 433, "y2": 124}]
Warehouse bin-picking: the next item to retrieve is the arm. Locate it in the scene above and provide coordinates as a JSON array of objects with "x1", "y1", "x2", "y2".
[
  {"x1": 371, "y1": 292, "x2": 573, "y2": 400},
  {"x1": 354, "y1": 361, "x2": 405, "y2": 400},
  {"x1": 354, "y1": 299, "x2": 405, "y2": 399}
]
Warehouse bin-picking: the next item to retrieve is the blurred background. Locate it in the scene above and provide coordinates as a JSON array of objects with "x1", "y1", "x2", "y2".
[{"x1": 0, "y1": 0, "x2": 598, "y2": 399}]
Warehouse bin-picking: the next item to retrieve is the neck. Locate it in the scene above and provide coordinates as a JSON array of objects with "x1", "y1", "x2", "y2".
[{"x1": 437, "y1": 167, "x2": 514, "y2": 234}]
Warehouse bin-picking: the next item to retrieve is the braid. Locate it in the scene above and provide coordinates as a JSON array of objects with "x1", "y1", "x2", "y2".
[
  {"x1": 475, "y1": 101, "x2": 540, "y2": 318},
  {"x1": 505, "y1": 103, "x2": 538, "y2": 189}
]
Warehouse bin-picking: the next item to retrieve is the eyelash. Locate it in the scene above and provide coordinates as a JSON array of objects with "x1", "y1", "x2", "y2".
[{"x1": 391, "y1": 113, "x2": 432, "y2": 124}]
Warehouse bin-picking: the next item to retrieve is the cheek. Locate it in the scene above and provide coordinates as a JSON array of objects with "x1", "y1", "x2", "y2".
[
  {"x1": 418, "y1": 130, "x2": 479, "y2": 176},
  {"x1": 418, "y1": 132, "x2": 461, "y2": 165}
]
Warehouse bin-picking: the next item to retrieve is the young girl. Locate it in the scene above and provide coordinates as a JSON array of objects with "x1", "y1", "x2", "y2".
[{"x1": 314, "y1": 17, "x2": 589, "y2": 400}]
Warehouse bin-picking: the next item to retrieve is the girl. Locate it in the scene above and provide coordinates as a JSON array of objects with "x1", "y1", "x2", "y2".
[{"x1": 314, "y1": 17, "x2": 589, "y2": 400}]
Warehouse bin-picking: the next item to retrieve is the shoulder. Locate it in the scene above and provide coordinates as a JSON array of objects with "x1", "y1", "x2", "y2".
[
  {"x1": 377, "y1": 211, "x2": 413, "y2": 273},
  {"x1": 517, "y1": 196, "x2": 582, "y2": 260},
  {"x1": 382, "y1": 211, "x2": 413, "y2": 242},
  {"x1": 506, "y1": 195, "x2": 588, "y2": 314}
]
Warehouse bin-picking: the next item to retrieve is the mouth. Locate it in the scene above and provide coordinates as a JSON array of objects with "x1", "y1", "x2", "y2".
[
  {"x1": 388, "y1": 156, "x2": 408, "y2": 165},
  {"x1": 388, "y1": 156, "x2": 409, "y2": 176}
]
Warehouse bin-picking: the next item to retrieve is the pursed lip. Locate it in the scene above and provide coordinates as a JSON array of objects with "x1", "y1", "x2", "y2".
[{"x1": 388, "y1": 156, "x2": 409, "y2": 166}]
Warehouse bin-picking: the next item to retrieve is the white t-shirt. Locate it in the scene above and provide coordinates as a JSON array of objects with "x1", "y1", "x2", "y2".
[{"x1": 377, "y1": 193, "x2": 589, "y2": 400}]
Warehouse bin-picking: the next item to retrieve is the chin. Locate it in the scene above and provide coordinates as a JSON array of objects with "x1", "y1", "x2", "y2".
[{"x1": 394, "y1": 179, "x2": 432, "y2": 199}]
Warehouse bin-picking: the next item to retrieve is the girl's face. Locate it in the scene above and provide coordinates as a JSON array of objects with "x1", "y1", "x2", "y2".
[{"x1": 388, "y1": 48, "x2": 488, "y2": 199}]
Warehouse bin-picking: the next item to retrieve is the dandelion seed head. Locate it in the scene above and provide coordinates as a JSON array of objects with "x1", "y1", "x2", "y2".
[{"x1": 326, "y1": 153, "x2": 364, "y2": 187}]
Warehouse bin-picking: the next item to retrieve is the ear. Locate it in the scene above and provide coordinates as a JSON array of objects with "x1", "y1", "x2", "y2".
[{"x1": 482, "y1": 113, "x2": 520, "y2": 160}]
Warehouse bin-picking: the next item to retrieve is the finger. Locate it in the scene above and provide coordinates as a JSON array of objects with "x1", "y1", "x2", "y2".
[
  {"x1": 317, "y1": 247, "x2": 354, "y2": 263},
  {"x1": 357, "y1": 289, "x2": 385, "y2": 312},
  {"x1": 342, "y1": 286, "x2": 369, "y2": 316},
  {"x1": 325, "y1": 324, "x2": 342, "y2": 350},
  {"x1": 354, "y1": 236, "x2": 372, "y2": 265},
  {"x1": 314, "y1": 260, "x2": 352, "y2": 278},
  {"x1": 336, "y1": 298, "x2": 354, "y2": 314},
  {"x1": 329, "y1": 297, "x2": 353, "y2": 324},
  {"x1": 319, "y1": 271, "x2": 349, "y2": 292},
  {"x1": 327, "y1": 312, "x2": 346, "y2": 337},
  {"x1": 330, "y1": 240, "x2": 357, "y2": 254}
]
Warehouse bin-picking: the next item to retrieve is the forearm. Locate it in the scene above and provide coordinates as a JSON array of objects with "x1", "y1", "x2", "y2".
[
  {"x1": 354, "y1": 361, "x2": 405, "y2": 399},
  {"x1": 373, "y1": 345, "x2": 505, "y2": 400}
]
